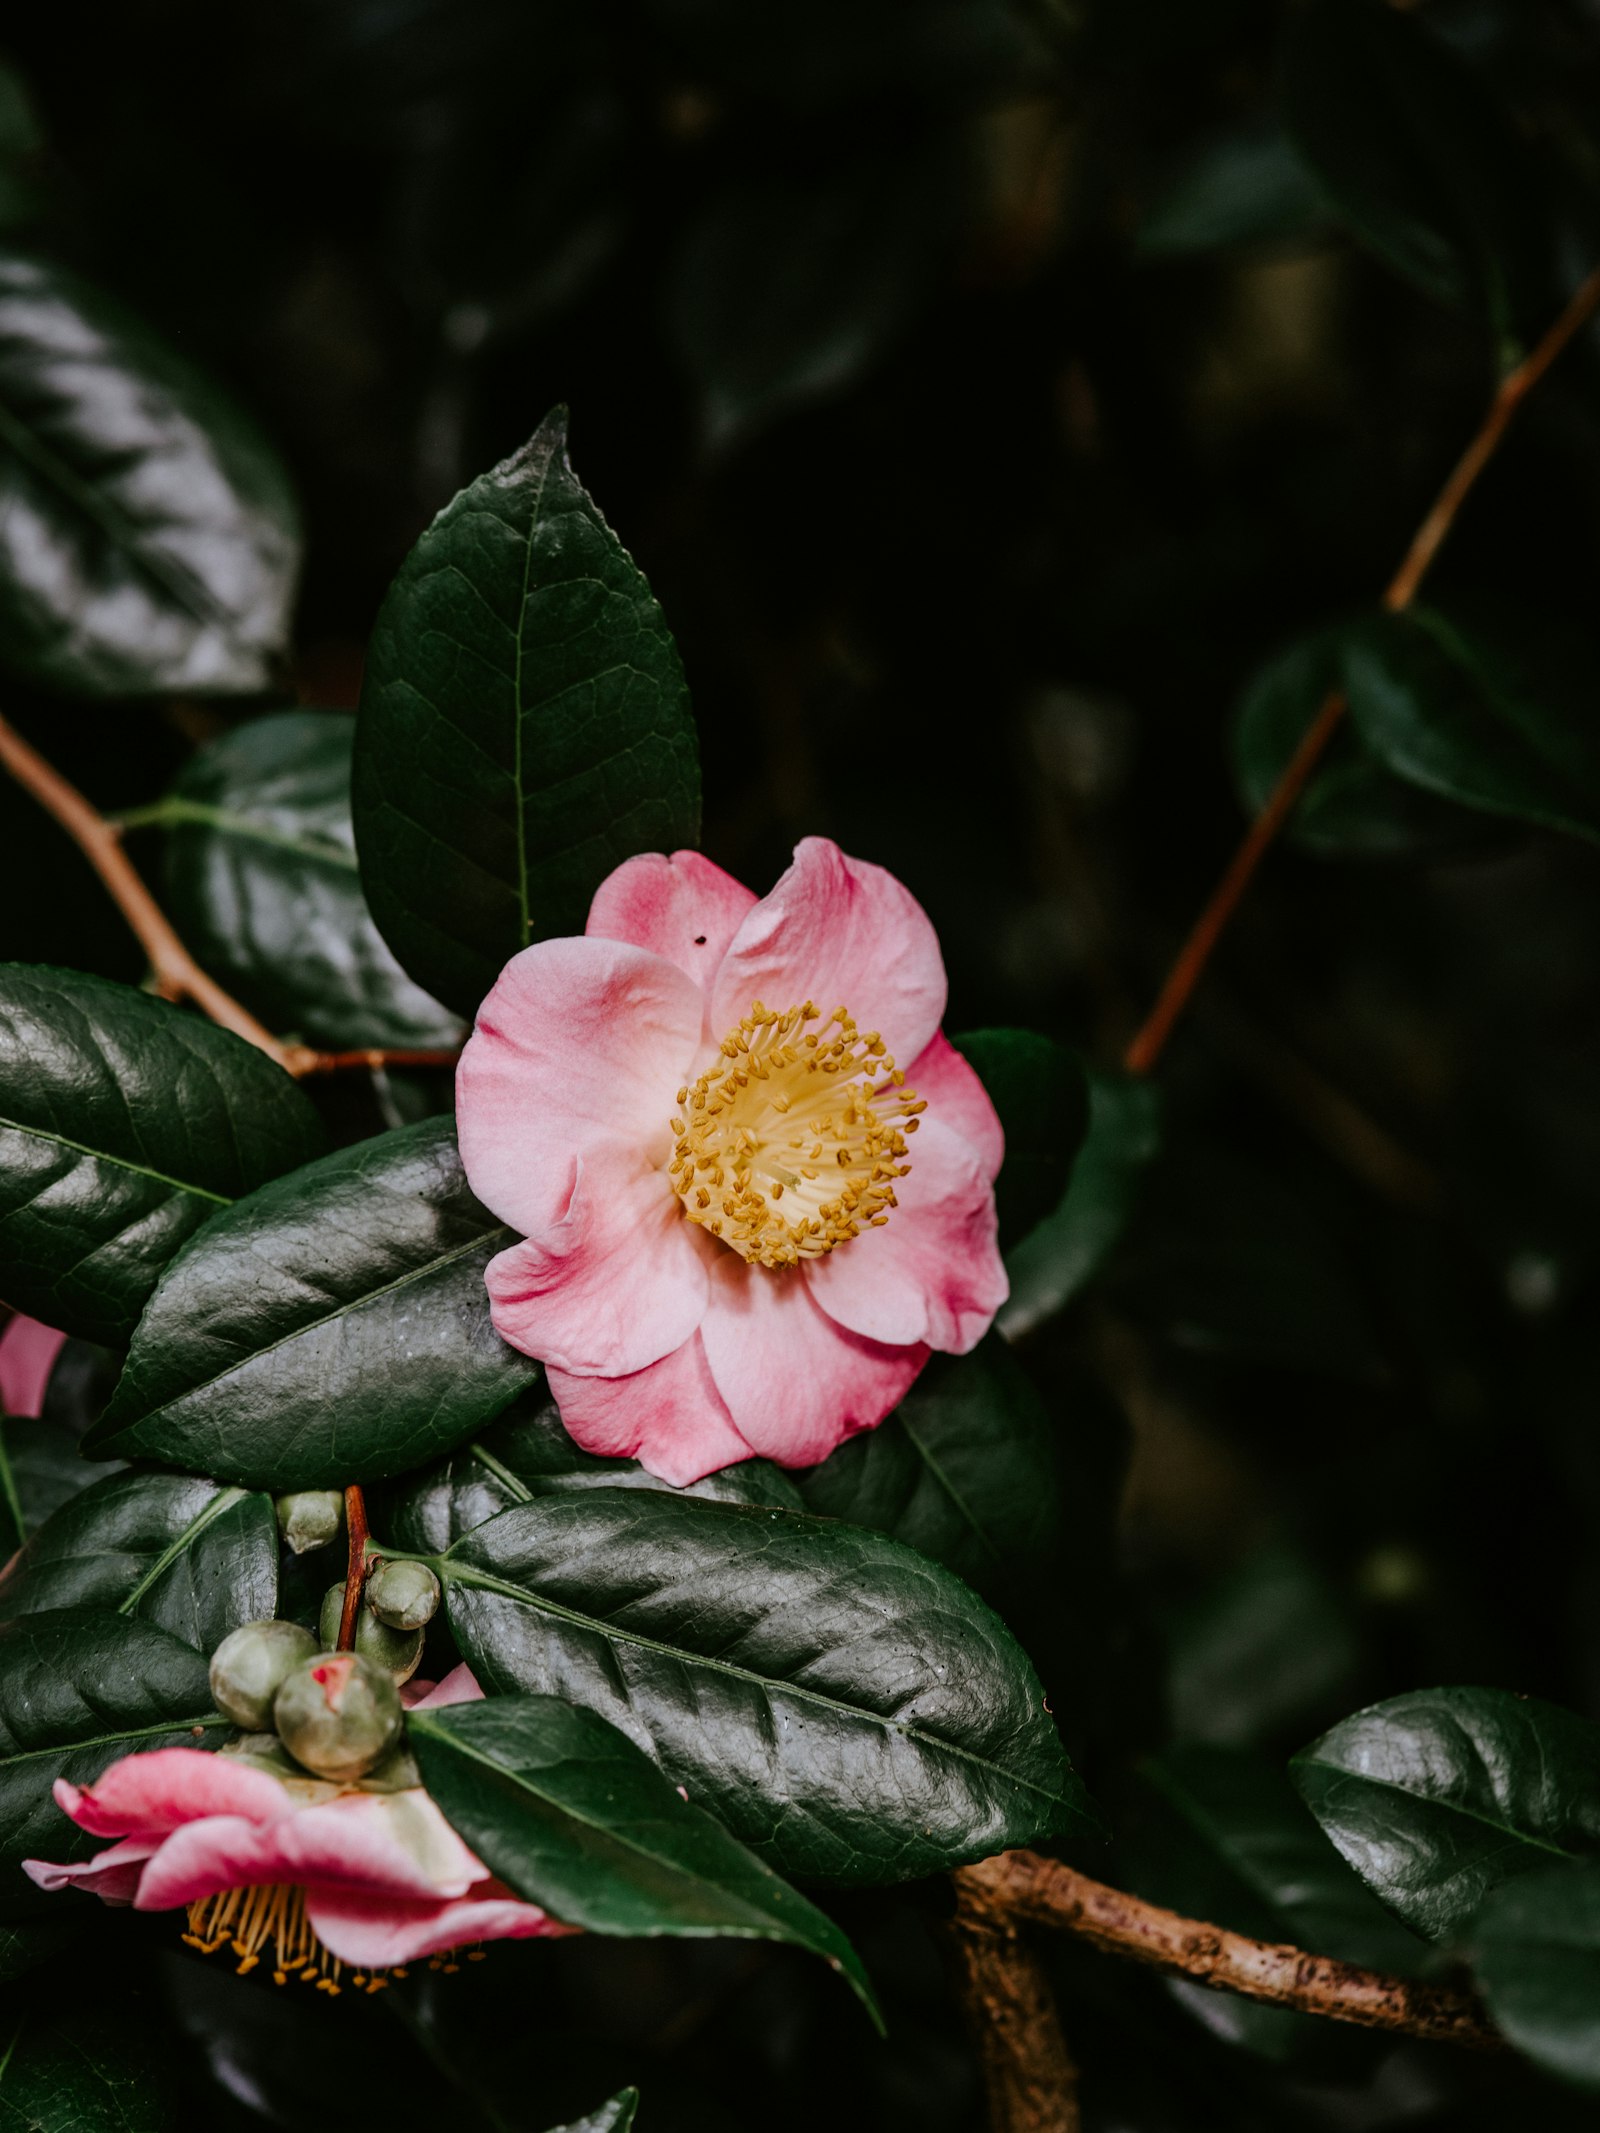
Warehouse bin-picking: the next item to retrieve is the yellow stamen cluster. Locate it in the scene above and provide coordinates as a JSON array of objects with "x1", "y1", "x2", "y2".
[
  {"x1": 669, "y1": 1001, "x2": 924, "y2": 1268},
  {"x1": 183, "y1": 1885, "x2": 485, "y2": 1996}
]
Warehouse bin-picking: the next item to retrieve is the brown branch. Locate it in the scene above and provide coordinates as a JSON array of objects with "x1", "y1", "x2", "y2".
[
  {"x1": 956, "y1": 1854, "x2": 1503, "y2": 2052},
  {"x1": 951, "y1": 1873, "x2": 1081, "y2": 2133},
  {"x1": 0, "y1": 709, "x2": 293, "y2": 1067},
  {"x1": 0, "y1": 709, "x2": 463, "y2": 1084},
  {"x1": 1122, "y1": 263, "x2": 1600, "y2": 1078},
  {"x1": 335, "y1": 1485, "x2": 371, "y2": 1652}
]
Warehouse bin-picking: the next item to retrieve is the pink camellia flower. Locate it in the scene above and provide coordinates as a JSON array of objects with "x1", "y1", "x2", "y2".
[
  {"x1": 23, "y1": 1668, "x2": 567, "y2": 1993},
  {"x1": 457, "y1": 837, "x2": 1007, "y2": 1486},
  {"x1": 0, "y1": 1313, "x2": 67, "y2": 1419}
]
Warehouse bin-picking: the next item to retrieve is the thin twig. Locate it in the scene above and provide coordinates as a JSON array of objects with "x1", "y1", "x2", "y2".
[
  {"x1": 1122, "y1": 264, "x2": 1600, "y2": 1078},
  {"x1": 336, "y1": 1485, "x2": 371, "y2": 1653},
  {"x1": 951, "y1": 1876, "x2": 1082, "y2": 2133},
  {"x1": 0, "y1": 708, "x2": 292, "y2": 1065},
  {"x1": 0, "y1": 708, "x2": 461, "y2": 1082},
  {"x1": 955, "y1": 1855, "x2": 1502, "y2": 2052}
]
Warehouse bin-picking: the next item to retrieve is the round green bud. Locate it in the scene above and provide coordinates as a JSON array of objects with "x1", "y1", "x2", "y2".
[
  {"x1": 272, "y1": 1651, "x2": 402, "y2": 1782},
  {"x1": 209, "y1": 1619, "x2": 319, "y2": 1731},
  {"x1": 318, "y1": 1582, "x2": 425, "y2": 1685},
  {"x1": 273, "y1": 1490, "x2": 345, "y2": 1555},
  {"x1": 366, "y1": 1559, "x2": 441, "y2": 1632}
]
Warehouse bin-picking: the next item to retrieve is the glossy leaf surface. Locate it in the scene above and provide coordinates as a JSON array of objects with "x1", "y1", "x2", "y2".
[
  {"x1": 1469, "y1": 1859, "x2": 1600, "y2": 2093},
  {"x1": 0, "y1": 252, "x2": 299, "y2": 697},
  {"x1": 0, "y1": 966, "x2": 325, "y2": 1346},
  {"x1": 0, "y1": 1608, "x2": 222, "y2": 1913},
  {"x1": 954, "y1": 1028, "x2": 1088, "y2": 1252},
  {"x1": 436, "y1": 1488, "x2": 1093, "y2": 1882},
  {"x1": 154, "y1": 711, "x2": 460, "y2": 1049},
  {"x1": 410, "y1": 1693, "x2": 878, "y2": 2021},
  {"x1": 1293, "y1": 1687, "x2": 1600, "y2": 1938},
  {"x1": 0, "y1": 1469, "x2": 276, "y2": 1655},
  {"x1": 353, "y1": 407, "x2": 700, "y2": 1017},
  {"x1": 86, "y1": 1117, "x2": 538, "y2": 1489}
]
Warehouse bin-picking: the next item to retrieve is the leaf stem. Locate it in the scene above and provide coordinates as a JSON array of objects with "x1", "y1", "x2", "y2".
[
  {"x1": 0, "y1": 708, "x2": 461, "y2": 1082},
  {"x1": 1121, "y1": 263, "x2": 1600, "y2": 1078},
  {"x1": 336, "y1": 1484, "x2": 371, "y2": 1652},
  {"x1": 953, "y1": 1852, "x2": 1502, "y2": 2051}
]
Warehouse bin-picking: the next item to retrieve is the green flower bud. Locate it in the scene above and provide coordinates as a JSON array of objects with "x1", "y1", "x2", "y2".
[
  {"x1": 365, "y1": 1559, "x2": 441, "y2": 1632},
  {"x1": 358, "y1": 1741, "x2": 423, "y2": 1793},
  {"x1": 273, "y1": 1489, "x2": 345, "y2": 1555},
  {"x1": 272, "y1": 1651, "x2": 402, "y2": 1782},
  {"x1": 209, "y1": 1619, "x2": 319, "y2": 1731},
  {"x1": 319, "y1": 1582, "x2": 425, "y2": 1685}
]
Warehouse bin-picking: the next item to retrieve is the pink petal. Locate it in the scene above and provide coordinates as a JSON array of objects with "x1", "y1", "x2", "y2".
[
  {"x1": 805, "y1": 1115, "x2": 1008, "y2": 1354},
  {"x1": 306, "y1": 1884, "x2": 568, "y2": 1967},
  {"x1": 907, "y1": 1034, "x2": 1005, "y2": 1182},
  {"x1": 458, "y1": 935, "x2": 703, "y2": 1239},
  {"x1": 547, "y1": 1332, "x2": 755, "y2": 1486},
  {"x1": 699, "y1": 1255, "x2": 928, "y2": 1466},
  {"x1": 409, "y1": 1664, "x2": 485, "y2": 1711},
  {"x1": 0, "y1": 1315, "x2": 67, "y2": 1420},
  {"x1": 134, "y1": 1790, "x2": 482, "y2": 1912},
  {"x1": 23, "y1": 1834, "x2": 159, "y2": 1906},
  {"x1": 709, "y1": 838, "x2": 948, "y2": 1072},
  {"x1": 483, "y1": 1149, "x2": 709, "y2": 1377},
  {"x1": 53, "y1": 1750, "x2": 289, "y2": 1841},
  {"x1": 588, "y1": 850, "x2": 757, "y2": 1018}
]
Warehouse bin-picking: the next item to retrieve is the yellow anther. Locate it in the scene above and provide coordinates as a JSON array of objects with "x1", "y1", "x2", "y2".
[{"x1": 667, "y1": 1003, "x2": 919, "y2": 1268}]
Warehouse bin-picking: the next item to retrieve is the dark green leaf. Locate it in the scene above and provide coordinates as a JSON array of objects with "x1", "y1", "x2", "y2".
[
  {"x1": 544, "y1": 2096, "x2": 639, "y2": 2133},
  {"x1": 999, "y1": 1073, "x2": 1161, "y2": 1338},
  {"x1": 0, "y1": 252, "x2": 300, "y2": 698},
  {"x1": 1292, "y1": 1687, "x2": 1600, "y2": 1940},
  {"x1": 1164, "y1": 1542, "x2": 1360, "y2": 1750},
  {"x1": 953, "y1": 1029, "x2": 1089, "y2": 1252},
  {"x1": 0, "y1": 1470, "x2": 276, "y2": 1655},
  {"x1": 0, "y1": 1608, "x2": 223, "y2": 1914},
  {"x1": 0, "y1": 63, "x2": 45, "y2": 234},
  {"x1": 1280, "y1": 0, "x2": 1550, "y2": 338},
  {"x1": 0, "y1": 2009, "x2": 182, "y2": 2132},
  {"x1": 1139, "y1": 122, "x2": 1328, "y2": 255},
  {"x1": 409, "y1": 1693, "x2": 879, "y2": 2025},
  {"x1": 1231, "y1": 624, "x2": 1474, "y2": 856},
  {"x1": 0, "y1": 965, "x2": 326, "y2": 1346},
  {"x1": 0, "y1": 1915, "x2": 78, "y2": 1983},
  {"x1": 1123, "y1": 1744, "x2": 1422, "y2": 2063},
  {"x1": 353, "y1": 407, "x2": 700, "y2": 1018},
  {"x1": 796, "y1": 1338, "x2": 1059, "y2": 1614},
  {"x1": 85, "y1": 1118, "x2": 539, "y2": 1490},
  {"x1": 434, "y1": 1487, "x2": 1094, "y2": 1883},
  {"x1": 669, "y1": 145, "x2": 959, "y2": 451},
  {"x1": 0, "y1": 1420, "x2": 122, "y2": 1559},
  {"x1": 373, "y1": 1380, "x2": 803, "y2": 1556},
  {"x1": 1344, "y1": 607, "x2": 1600, "y2": 846},
  {"x1": 1469, "y1": 1859, "x2": 1600, "y2": 2093},
  {"x1": 148, "y1": 710, "x2": 460, "y2": 1050}
]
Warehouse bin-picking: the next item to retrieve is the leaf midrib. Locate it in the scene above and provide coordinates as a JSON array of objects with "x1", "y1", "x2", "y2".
[
  {"x1": 0, "y1": 1112, "x2": 231, "y2": 1205},
  {"x1": 0, "y1": 1711, "x2": 227, "y2": 1773},
  {"x1": 441, "y1": 1557, "x2": 1072, "y2": 1817},
  {"x1": 135, "y1": 797, "x2": 358, "y2": 870},
  {"x1": 1296, "y1": 1753, "x2": 1580, "y2": 1861},
  {"x1": 116, "y1": 1486, "x2": 248, "y2": 1616}
]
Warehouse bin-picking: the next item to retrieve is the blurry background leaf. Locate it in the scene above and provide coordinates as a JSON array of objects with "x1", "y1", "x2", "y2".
[
  {"x1": 353, "y1": 408, "x2": 701, "y2": 1017},
  {"x1": 0, "y1": 966, "x2": 325, "y2": 1346},
  {"x1": 544, "y1": 2097, "x2": 640, "y2": 2133},
  {"x1": 1280, "y1": 0, "x2": 1552, "y2": 338},
  {"x1": 0, "y1": 58, "x2": 44, "y2": 233},
  {"x1": 0, "y1": 2006, "x2": 182, "y2": 2132},
  {"x1": 144, "y1": 710, "x2": 461, "y2": 1049},
  {"x1": 1162, "y1": 1540, "x2": 1361, "y2": 1750},
  {"x1": 1293, "y1": 1687, "x2": 1600, "y2": 1939},
  {"x1": 955, "y1": 1028, "x2": 1089, "y2": 1251},
  {"x1": 1343, "y1": 606, "x2": 1600, "y2": 847},
  {"x1": 1138, "y1": 121, "x2": 1328, "y2": 256},
  {"x1": 1468, "y1": 1859, "x2": 1600, "y2": 2094},
  {"x1": 1231, "y1": 624, "x2": 1483, "y2": 857},
  {"x1": 0, "y1": 253, "x2": 300, "y2": 697},
  {"x1": 999, "y1": 1075, "x2": 1162, "y2": 1339}
]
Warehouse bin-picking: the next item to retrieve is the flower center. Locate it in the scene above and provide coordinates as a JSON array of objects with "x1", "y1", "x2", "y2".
[
  {"x1": 183, "y1": 1885, "x2": 481, "y2": 1996},
  {"x1": 669, "y1": 1001, "x2": 923, "y2": 1268}
]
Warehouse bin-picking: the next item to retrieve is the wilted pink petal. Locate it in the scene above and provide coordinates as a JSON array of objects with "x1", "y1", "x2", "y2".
[
  {"x1": 53, "y1": 1750, "x2": 290, "y2": 1841},
  {"x1": 0, "y1": 1315, "x2": 67, "y2": 1420},
  {"x1": 307, "y1": 1885, "x2": 565, "y2": 1966}
]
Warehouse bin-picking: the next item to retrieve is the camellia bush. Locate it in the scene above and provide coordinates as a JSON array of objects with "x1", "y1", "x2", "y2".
[{"x1": 5, "y1": 3, "x2": 1600, "y2": 2129}]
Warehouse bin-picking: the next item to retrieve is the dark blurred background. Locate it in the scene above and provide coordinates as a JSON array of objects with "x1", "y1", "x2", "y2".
[{"x1": 6, "y1": 2, "x2": 1600, "y2": 2125}]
